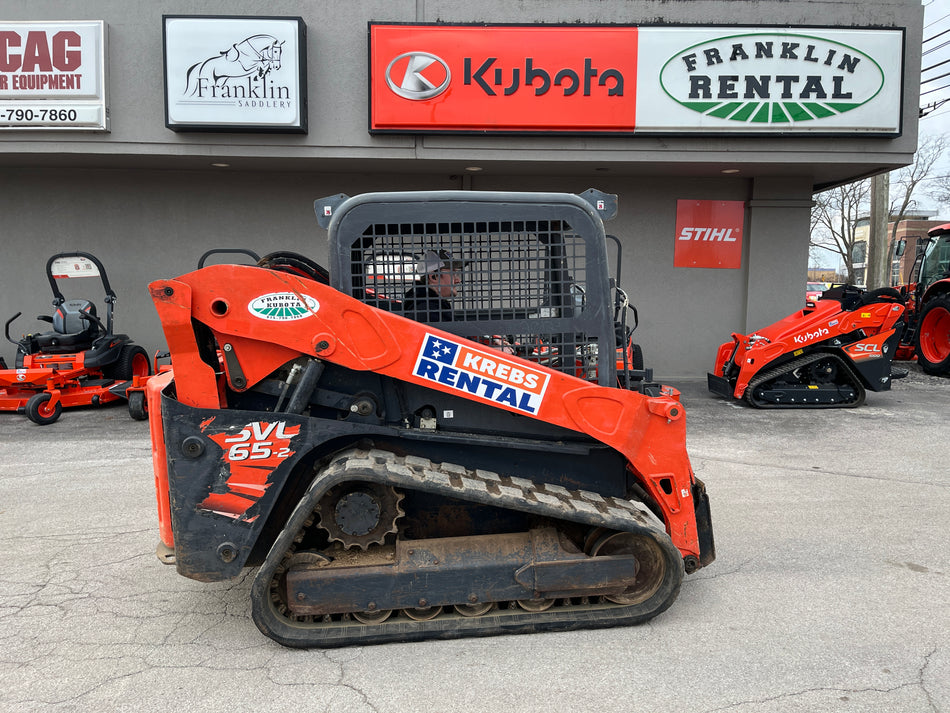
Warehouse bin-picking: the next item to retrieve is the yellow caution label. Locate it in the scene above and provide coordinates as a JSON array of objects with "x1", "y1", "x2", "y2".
[
  {"x1": 793, "y1": 349, "x2": 804, "y2": 356},
  {"x1": 807, "y1": 385, "x2": 818, "y2": 390}
]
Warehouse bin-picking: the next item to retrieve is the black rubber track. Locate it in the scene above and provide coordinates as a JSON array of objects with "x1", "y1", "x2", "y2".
[
  {"x1": 250, "y1": 448, "x2": 684, "y2": 648},
  {"x1": 745, "y1": 352, "x2": 866, "y2": 408}
]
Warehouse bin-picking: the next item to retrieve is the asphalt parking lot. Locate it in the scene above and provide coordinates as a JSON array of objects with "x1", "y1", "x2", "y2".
[{"x1": 0, "y1": 363, "x2": 947, "y2": 713}]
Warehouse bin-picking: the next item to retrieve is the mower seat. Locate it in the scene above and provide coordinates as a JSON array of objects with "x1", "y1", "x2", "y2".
[{"x1": 33, "y1": 299, "x2": 101, "y2": 353}]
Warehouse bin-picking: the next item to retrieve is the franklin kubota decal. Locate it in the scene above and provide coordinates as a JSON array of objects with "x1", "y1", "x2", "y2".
[{"x1": 248, "y1": 292, "x2": 319, "y2": 321}]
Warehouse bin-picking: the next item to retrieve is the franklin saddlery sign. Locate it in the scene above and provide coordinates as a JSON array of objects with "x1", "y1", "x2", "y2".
[
  {"x1": 0, "y1": 21, "x2": 109, "y2": 131},
  {"x1": 369, "y1": 24, "x2": 904, "y2": 135},
  {"x1": 164, "y1": 15, "x2": 307, "y2": 133}
]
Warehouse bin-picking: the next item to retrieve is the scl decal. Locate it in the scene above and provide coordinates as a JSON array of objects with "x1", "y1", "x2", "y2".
[{"x1": 845, "y1": 341, "x2": 884, "y2": 360}]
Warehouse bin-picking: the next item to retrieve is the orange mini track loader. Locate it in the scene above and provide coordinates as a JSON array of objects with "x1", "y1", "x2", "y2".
[
  {"x1": 0, "y1": 252, "x2": 151, "y2": 424},
  {"x1": 146, "y1": 189, "x2": 714, "y2": 648},
  {"x1": 708, "y1": 285, "x2": 907, "y2": 408}
]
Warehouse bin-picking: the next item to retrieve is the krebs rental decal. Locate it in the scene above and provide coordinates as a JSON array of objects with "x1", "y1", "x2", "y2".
[
  {"x1": 370, "y1": 24, "x2": 637, "y2": 132},
  {"x1": 414, "y1": 334, "x2": 550, "y2": 414}
]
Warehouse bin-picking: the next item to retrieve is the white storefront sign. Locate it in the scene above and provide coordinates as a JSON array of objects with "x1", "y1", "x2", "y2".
[
  {"x1": 636, "y1": 27, "x2": 904, "y2": 134},
  {"x1": 0, "y1": 21, "x2": 109, "y2": 131},
  {"x1": 163, "y1": 15, "x2": 307, "y2": 133}
]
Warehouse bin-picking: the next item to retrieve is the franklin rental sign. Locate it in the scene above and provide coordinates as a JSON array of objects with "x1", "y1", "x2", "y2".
[
  {"x1": 369, "y1": 24, "x2": 903, "y2": 135},
  {"x1": 643, "y1": 27, "x2": 903, "y2": 134},
  {"x1": 163, "y1": 16, "x2": 307, "y2": 133}
]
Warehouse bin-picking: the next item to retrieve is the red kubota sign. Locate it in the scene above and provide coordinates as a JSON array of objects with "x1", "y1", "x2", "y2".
[
  {"x1": 674, "y1": 200, "x2": 745, "y2": 269},
  {"x1": 370, "y1": 24, "x2": 638, "y2": 132}
]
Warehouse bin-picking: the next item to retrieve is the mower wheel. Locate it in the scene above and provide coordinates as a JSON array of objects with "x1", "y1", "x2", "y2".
[
  {"x1": 128, "y1": 391, "x2": 148, "y2": 421},
  {"x1": 111, "y1": 345, "x2": 151, "y2": 381},
  {"x1": 916, "y1": 294, "x2": 950, "y2": 376},
  {"x1": 26, "y1": 393, "x2": 62, "y2": 425}
]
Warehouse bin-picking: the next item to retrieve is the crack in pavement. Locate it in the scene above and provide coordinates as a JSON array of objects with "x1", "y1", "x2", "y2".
[
  {"x1": 701, "y1": 645, "x2": 944, "y2": 713},
  {"x1": 690, "y1": 454, "x2": 950, "y2": 488}
]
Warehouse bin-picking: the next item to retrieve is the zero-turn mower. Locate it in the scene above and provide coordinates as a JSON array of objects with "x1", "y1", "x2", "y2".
[{"x1": 0, "y1": 252, "x2": 151, "y2": 424}]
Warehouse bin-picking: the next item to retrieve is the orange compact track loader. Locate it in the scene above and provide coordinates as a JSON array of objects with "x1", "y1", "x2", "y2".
[
  {"x1": 146, "y1": 189, "x2": 714, "y2": 647},
  {"x1": 708, "y1": 285, "x2": 907, "y2": 408},
  {"x1": 0, "y1": 252, "x2": 152, "y2": 424}
]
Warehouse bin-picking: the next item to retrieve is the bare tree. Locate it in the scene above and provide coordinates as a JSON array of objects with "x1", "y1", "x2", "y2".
[
  {"x1": 810, "y1": 179, "x2": 870, "y2": 284},
  {"x1": 811, "y1": 133, "x2": 946, "y2": 286},
  {"x1": 927, "y1": 133, "x2": 950, "y2": 209},
  {"x1": 890, "y1": 132, "x2": 947, "y2": 244},
  {"x1": 930, "y1": 175, "x2": 950, "y2": 209}
]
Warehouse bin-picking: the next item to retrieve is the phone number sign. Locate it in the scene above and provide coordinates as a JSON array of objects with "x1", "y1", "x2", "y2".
[{"x1": 0, "y1": 21, "x2": 109, "y2": 131}]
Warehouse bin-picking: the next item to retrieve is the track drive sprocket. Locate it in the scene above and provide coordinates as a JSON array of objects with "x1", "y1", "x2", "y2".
[{"x1": 314, "y1": 482, "x2": 404, "y2": 550}]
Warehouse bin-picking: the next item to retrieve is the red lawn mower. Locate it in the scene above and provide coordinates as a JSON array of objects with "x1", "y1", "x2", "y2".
[{"x1": 0, "y1": 252, "x2": 152, "y2": 424}]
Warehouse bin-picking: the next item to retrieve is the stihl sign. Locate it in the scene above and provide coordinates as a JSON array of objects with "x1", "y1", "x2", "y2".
[
  {"x1": 674, "y1": 200, "x2": 745, "y2": 269},
  {"x1": 371, "y1": 25, "x2": 638, "y2": 132},
  {"x1": 678, "y1": 227, "x2": 738, "y2": 242},
  {"x1": 370, "y1": 24, "x2": 904, "y2": 135}
]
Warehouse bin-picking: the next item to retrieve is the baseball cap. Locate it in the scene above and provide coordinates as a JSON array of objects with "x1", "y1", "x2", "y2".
[{"x1": 416, "y1": 249, "x2": 469, "y2": 275}]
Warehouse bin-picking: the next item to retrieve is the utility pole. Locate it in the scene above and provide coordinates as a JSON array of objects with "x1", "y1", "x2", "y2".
[{"x1": 867, "y1": 172, "x2": 890, "y2": 289}]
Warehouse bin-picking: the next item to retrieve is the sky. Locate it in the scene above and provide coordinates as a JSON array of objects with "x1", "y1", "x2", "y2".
[
  {"x1": 919, "y1": 0, "x2": 950, "y2": 218},
  {"x1": 811, "y1": 2, "x2": 950, "y2": 270}
]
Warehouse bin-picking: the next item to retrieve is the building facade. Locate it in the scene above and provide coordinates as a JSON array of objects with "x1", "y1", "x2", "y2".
[
  {"x1": 853, "y1": 215, "x2": 944, "y2": 286},
  {"x1": 0, "y1": 0, "x2": 925, "y2": 378}
]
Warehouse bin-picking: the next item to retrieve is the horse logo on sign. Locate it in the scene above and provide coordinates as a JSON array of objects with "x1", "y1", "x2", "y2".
[{"x1": 183, "y1": 34, "x2": 285, "y2": 96}]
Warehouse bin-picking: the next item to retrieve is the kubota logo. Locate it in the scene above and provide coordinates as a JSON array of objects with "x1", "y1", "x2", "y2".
[
  {"x1": 385, "y1": 52, "x2": 451, "y2": 100},
  {"x1": 248, "y1": 292, "x2": 318, "y2": 321},
  {"x1": 793, "y1": 327, "x2": 829, "y2": 345},
  {"x1": 660, "y1": 32, "x2": 885, "y2": 125}
]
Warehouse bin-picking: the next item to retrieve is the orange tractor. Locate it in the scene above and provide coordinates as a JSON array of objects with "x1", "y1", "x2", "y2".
[
  {"x1": 894, "y1": 223, "x2": 950, "y2": 375},
  {"x1": 145, "y1": 189, "x2": 714, "y2": 647}
]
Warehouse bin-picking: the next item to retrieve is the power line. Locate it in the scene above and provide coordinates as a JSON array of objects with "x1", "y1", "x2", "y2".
[
  {"x1": 923, "y1": 102, "x2": 950, "y2": 118},
  {"x1": 923, "y1": 27, "x2": 950, "y2": 44},
  {"x1": 921, "y1": 82, "x2": 950, "y2": 97},
  {"x1": 922, "y1": 38, "x2": 950, "y2": 56},
  {"x1": 923, "y1": 1, "x2": 950, "y2": 30},
  {"x1": 923, "y1": 57, "x2": 950, "y2": 73},
  {"x1": 922, "y1": 71, "x2": 950, "y2": 85}
]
